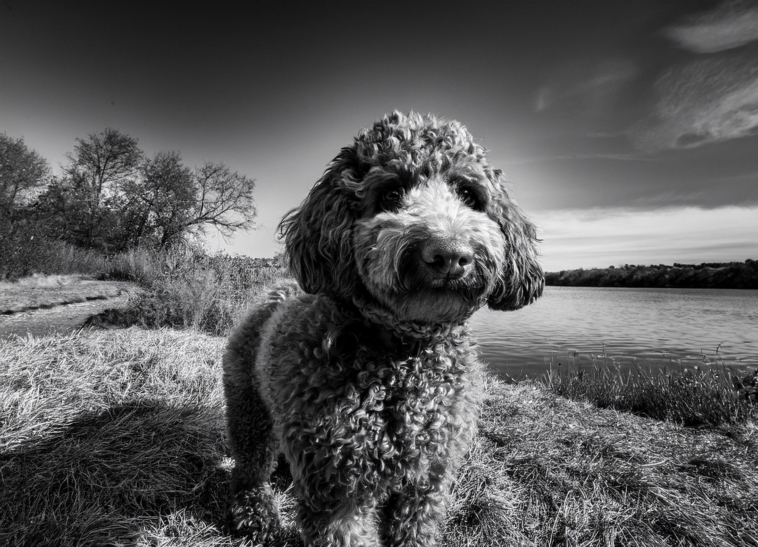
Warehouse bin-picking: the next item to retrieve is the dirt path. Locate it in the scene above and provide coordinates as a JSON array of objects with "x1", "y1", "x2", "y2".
[{"x1": 0, "y1": 281, "x2": 140, "y2": 340}]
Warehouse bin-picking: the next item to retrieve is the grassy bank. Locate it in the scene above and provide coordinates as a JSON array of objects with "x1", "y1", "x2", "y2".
[
  {"x1": 540, "y1": 361, "x2": 758, "y2": 428},
  {"x1": 0, "y1": 275, "x2": 133, "y2": 314},
  {"x1": 99, "y1": 246, "x2": 290, "y2": 335},
  {"x1": 0, "y1": 236, "x2": 111, "y2": 282},
  {"x1": 1, "y1": 242, "x2": 290, "y2": 336},
  {"x1": 1, "y1": 329, "x2": 756, "y2": 546}
]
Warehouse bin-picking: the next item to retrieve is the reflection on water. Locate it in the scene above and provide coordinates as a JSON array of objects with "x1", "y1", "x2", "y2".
[{"x1": 469, "y1": 286, "x2": 758, "y2": 380}]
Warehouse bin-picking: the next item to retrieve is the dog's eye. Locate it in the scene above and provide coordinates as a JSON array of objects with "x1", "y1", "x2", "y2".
[
  {"x1": 457, "y1": 187, "x2": 482, "y2": 210},
  {"x1": 381, "y1": 188, "x2": 404, "y2": 209}
]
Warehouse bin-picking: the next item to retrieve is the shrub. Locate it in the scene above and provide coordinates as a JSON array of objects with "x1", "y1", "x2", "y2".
[
  {"x1": 0, "y1": 220, "x2": 108, "y2": 281},
  {"x1": 103, "y1": 246, "x2": 291, "y2": 336}
]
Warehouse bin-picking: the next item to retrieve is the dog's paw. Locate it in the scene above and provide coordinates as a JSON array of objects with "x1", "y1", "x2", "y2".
[{"x1": 228, "y1": 486, "x2": 281, "y2": 543}]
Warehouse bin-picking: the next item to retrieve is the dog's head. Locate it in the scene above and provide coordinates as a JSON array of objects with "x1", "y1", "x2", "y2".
[{"x1": 279, "y1": 111, "x2": 543, "y2": 326}]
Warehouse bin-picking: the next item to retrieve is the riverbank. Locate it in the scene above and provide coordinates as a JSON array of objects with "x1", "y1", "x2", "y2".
[
  {"x1": 546, "y1": 259, "x2": 758, "y2": 289},
  {"x1": 1, "y1": 327, "x2": 756, "y2": 546}
]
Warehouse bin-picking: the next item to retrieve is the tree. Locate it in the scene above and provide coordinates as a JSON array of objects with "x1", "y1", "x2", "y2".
[
  {"x1": 60, "y1": 128, "x2": 143, "y2": 248},
  {"x1": 118, "y1": 154, "x2": 257, "y2": 250},
  {"x1": 34, "y1": 127, "x2": 256, "y2": 252},
  {"x1": 0, "y1": 135, "x2": 52, "y2": 279},
  {"x1": 189, "y1": 162, "x2": 256, "y2": 240},
  {"x1": 65, "y1": 127, "x2": 142, "y2": 199},
  {"x1": 121, "y1": 151, "x2": 195, "y2": 249},
  {"x1": 0, "y1": 134, "x2": 50, "y2": 220}
]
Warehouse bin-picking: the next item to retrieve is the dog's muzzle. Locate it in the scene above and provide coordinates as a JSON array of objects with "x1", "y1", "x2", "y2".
[{"x1": 418, "y1": 238, "x2": 474, "y2": 281}]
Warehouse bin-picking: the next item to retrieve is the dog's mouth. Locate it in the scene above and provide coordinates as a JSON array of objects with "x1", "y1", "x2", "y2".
[
  {"x1": 370, "y1": 285, "x2": 486, "y2": 325},
  {"x1": 401, "y1": 259, "x2": 483, "y2": 295},
  {"x1": 356, "y1": 244, "x2": 496, "y2": 325}
]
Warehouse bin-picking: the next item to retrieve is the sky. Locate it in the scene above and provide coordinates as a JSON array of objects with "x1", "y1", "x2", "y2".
[{"x1": 2, "y1": 0, "x2": 757, "y2": 272}]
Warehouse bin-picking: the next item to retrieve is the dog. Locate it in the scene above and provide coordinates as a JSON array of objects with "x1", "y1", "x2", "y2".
[{"x1": 223, "y1": 111, "x2": 543, "y2": 546}]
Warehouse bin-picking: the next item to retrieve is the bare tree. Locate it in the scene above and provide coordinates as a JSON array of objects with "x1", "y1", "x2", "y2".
[
  {"x1": 0, "y1": 134, "x2": 50, "y2": 219},
  {"x1": 188, "y1": 162, "x2": 257, "y2": 241},
  {"x1": 121, "y1": 151, "x2": 195, "y2": 248},
  {"x1": 65, "y1": 128, "x2": 142, "y2": 201},
  {"x1": 121, "y1": 156, "x2": 257, "y2": 249},
  {"x1": 62, "y1": 128, "x2": 143, "y2": 248},
  {"x1": 34, "y1": 127, "x2": 256, "y2": 251}
]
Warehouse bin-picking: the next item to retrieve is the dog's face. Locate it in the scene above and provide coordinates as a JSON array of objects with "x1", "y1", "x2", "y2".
[{"x1": 279, "y1": 111, "x2": 543, "y2": 325}]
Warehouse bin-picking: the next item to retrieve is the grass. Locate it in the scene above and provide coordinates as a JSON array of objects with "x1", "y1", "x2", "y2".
[
  {"x1": 0, "y1": 275, "x2": 133, "y2": 314},
  {"x1": 0, "y1": 230, "x2": 110, "y2": 281},
  {"x1": 99, "y1": 246, "x2": 290, "y2": 336},
  {"x1": 3, "y1": 242, "x2": 757, "y2": 544},
  {"x1": 539, "y1": 357, "x2": 758, "y2": 428},
  {"x1": 1, "y1": 329, "x2": 757, "y2": 546},
  {"x1": 0, "y1": 329, "x2": 233, "y2": 547},
  {"x1": 455, "y1": 378, "x2": 758, "y2": 546},
  {"x1": 0, "y1": 237, "x2": 290, "y2": 336}
]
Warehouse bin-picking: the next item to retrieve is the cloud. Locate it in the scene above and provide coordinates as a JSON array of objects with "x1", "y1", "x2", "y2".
[
  {"x1": 502, "y1": 152, "x2": 651, "y2": 166},
  {"x1": 630, "y1": 56, "x2": 758, "y2": 151},
  {"x1": 534, "y1": 58, "x2": 637, "y2": 114},
  {"x1": 667, "y1": 0, "x2": 758, "y2": 53},
  {"x1": 533, "y1": 206, "x2": 758, "y2": 271}
]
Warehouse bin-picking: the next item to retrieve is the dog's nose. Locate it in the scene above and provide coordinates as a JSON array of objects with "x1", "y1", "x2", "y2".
[{"x1": 421, "y1": 241, "x2": 474, "y2": 278}]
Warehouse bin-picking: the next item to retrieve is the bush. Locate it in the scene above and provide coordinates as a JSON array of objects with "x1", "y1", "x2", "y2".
[
  {"x1": 0, "y1": 220, "x2": 108, "y2": 281},
  {"x1": 102, "y1": 245, "x2": 291, "y2": 336},
  {"x1": 1, "y1": 233, "x2": 292, "y2": 336}
]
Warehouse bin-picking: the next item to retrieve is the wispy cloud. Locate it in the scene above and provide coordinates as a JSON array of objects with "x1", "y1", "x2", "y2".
[
  {"x1": 534, "y1": 58, "x2": 637, "y2": 115},
  {"x1": 630, "y1": 57, "x2": 758, "y2": 151},
  {"x1": 667, "y1": 0, "x2": 758, "y2": 53},
  {"x1": 502, "y1": 152, "x2": 651, "y2": 166},
  {"x1": 628, "y1": 1, "x2": 758, "y2": 152},
  {"x1": 711, "y1": 169, "x2": 758, "y2": 183},
  {"x1": 533, "y1": 206, "x2": 758, "y2": 271}
]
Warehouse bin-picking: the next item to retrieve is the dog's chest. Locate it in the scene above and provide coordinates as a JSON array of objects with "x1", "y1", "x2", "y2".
[
  {"x1": 272, "y1": 330, "x2": 481, "y2": 486},
  {"x1": 365, "y1": 349, "x2": 472, "y2": 452}
]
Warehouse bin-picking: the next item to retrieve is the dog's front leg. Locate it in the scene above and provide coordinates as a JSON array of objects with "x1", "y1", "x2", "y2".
[
  {"x1": 297, "y1": 498, "x2": 381, "y2": 547},
  {"x1": 384, "y1": 466, "x2": 453, "y2": 547},
  {"x1": 284, "y1": 412, "x2": 383, "y2": 547}
]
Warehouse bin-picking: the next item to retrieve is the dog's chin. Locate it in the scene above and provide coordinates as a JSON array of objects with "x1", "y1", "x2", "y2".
[{"x1": 368, "y1": 283, "x2": 486, "y2": 325}]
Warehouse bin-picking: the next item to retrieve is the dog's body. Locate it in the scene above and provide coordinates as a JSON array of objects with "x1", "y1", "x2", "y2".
[{"x1": 223, "y1": 112, "x2": 543, "y2": 546}]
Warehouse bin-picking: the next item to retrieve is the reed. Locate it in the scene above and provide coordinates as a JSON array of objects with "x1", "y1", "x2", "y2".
[{"x1": 538, "y1": 353, "x2": 757, "y2": 427}]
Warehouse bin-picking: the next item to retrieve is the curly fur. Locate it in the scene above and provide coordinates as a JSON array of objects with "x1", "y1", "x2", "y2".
[{"x1": 223, "y1": 111, "x2": 543, "y2": 546}]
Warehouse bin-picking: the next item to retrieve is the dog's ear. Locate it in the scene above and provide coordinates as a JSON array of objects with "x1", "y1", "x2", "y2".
[
  {"x1": 486, "y1": 170, "x2": 544, "y2": 311},
  {"x1": 278, "y1": 148, "x2": 360, "y2": 297}
]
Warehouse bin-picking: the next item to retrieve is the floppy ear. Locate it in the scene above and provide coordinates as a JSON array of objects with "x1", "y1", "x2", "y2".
[
  {"x1": 486, "y1": 171, "x2": 544, "y2": 311},
  {"x1": 277, "y1": 148, "x2": 360, "y2": 298}
]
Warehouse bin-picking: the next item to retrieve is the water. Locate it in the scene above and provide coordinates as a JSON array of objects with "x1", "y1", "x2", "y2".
[{"x1": 469, "y1": 286, "x2": 758, "y2": 379}]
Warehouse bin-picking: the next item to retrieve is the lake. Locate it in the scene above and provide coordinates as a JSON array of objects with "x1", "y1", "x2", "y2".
[{"x1": 469, "y1": 286, "x2": 758, "y2": 380}]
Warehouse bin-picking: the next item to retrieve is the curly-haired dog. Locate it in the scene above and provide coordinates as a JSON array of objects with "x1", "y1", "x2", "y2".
[{"x1": 223, "y1": 111, "x2": 543, "y2": 546}]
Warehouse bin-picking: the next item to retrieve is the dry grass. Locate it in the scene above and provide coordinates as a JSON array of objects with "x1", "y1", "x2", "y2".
[
  {"x1": 0, "y1": 234, "x2": 110, "y2": 281},
  {"x1": 0, "y1": 275, "x2": 135, "y2": 314},
  {"x1": 2, "y1": 242, "x2": 290, "y2": 335},
  {"x1": 0, "y1": 328, "x2": 238, "y2": 547},
  {"x1": 448, "y1": 378, "x2": 758, "y2": 546},
  {"x1": 99, "y1": 247, "x2": 290, "y2": 336},
  {"x1": 2, "y1": 328, "x2": 756, "y2": 546}
]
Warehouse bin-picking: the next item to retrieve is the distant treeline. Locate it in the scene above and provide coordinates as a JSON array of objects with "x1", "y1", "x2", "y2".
[{"x1": 545, "y1": 260, "x2": 758, "y2": 289}]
